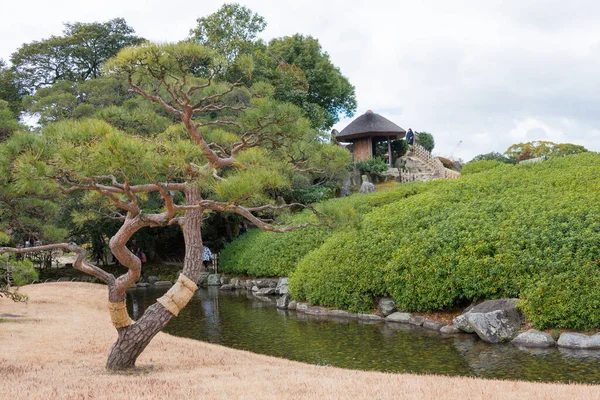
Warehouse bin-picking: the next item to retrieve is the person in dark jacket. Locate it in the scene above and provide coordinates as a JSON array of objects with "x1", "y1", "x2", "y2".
[{"x1": 406, "y1": 128, "x2": 415, "y2": 146}]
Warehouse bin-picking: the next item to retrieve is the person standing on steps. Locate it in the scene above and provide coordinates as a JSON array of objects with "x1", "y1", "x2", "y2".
[{"x1": 406, "y1": 128, "x2": 415, "y2": 146}]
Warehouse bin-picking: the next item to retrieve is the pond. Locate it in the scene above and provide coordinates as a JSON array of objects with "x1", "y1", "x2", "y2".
[{"x1": 127, "y1": 287, "x2": 600, "y2": 384}]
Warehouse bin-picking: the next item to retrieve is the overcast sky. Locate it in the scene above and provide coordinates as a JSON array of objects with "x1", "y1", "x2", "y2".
[{"x1": 2, "y1": 0, "x2": 600, "y2": 161}]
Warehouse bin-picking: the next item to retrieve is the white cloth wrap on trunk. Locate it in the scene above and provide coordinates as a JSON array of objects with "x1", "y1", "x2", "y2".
[
  {"x1": 156, "y1": 274, "x2": 198, "y2": 316},
  {"x1": 108, "y1": 300, "x2": 133, "y2": 328}
]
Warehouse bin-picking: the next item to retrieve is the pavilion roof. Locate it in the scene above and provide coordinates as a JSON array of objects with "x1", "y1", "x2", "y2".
[{"x1": 336, "y1": 110, "x2": 406, "y2": 142}]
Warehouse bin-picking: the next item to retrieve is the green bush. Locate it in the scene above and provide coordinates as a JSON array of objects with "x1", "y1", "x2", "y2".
[
  {"x1": 519, "y1": 266, "x2": 600, "y2": 330},
  {"x1": 290, "y1": 153, "x2": 600, "y2": 329},
  {"x1": 1, "y1": 256, "x2": 38, "y2": 286},
  {"x1": 220, "y1": 182, "x2": 428, "y2": 277},
  {"x1": 355, "y1": 158, "x2": 388, "y2": 174},
  {"x1": 461, "y1": 160, "x2": 512, "y2": 175}
]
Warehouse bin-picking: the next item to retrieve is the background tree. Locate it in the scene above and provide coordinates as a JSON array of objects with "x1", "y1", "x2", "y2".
[
  {"x1": 0, "y1": 42, "x2": 334, "y2": 370},
  {"x1": 11, "y1": 18, "x2": 143, "y2": 94},
  {"x1": 0, "y1": 128, "x2": 68, "y2": 245},
  {"x1": 190, "y1": 3, "x2": 266, "y2": 62},
  {"x1": 0, "y1": 59, "x2": 25, "y2": 117},
  {"x1": 470, "y1": 151, "x2": 516, "y2": 164},
  {"x1": 504, "y1": 141, "x2": 588, "y2": 163},
  {"x1": 189, "y1": 5, "x2": 356, "y2": 131},
  {"x1": 416, "y1": 131, "x2": 435, "y2": 152},
  {"x1": 265, "y1": 34, "x2": 357, "y2": 130}
]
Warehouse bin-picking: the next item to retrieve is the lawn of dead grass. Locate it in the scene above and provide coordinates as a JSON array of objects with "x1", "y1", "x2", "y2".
[{"x1": 0, "y1": 283, "x2": 599, "y2": 400}]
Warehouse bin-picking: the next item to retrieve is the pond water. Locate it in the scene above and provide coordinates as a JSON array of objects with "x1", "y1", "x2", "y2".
[{"x1": 127, "y1": 287, "x2": 600, "y2": 384}]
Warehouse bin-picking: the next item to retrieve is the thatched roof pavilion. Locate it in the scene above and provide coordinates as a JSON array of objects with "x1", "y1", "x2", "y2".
[{"x1": 336, "y1": 110, "x2": 406, "y2": 167}]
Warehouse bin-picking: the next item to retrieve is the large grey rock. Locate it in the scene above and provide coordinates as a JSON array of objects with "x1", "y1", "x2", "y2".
[
  {"x1": 296, "y1": 302, "x2": 309, "y2": 313},
  {"x1": 245, "y1": 280, "x2": 254, "y2": 290},
  {"x1": 351, "y1": 169, "x2": 362, "y2": 186},
  {"x1": 380, "y1": 168, "x2": 399, "y2": 179},
  {"x1": 306, "y1": 306, "x2": 329, "y2": 316},
  {"x1": 219, "y1": 284, "x2": 235, "y2": 291},
  {"x1": 386, "y1": 312, "x2": 411, "y2": 323},
  {"x1": 276, "y1": 278, "x2": 289, "y2": 295},
  {"x1": 328, "y1": 310, "x2": 358, "y2": 319},
  {"x1": 360, "y1": 182, "x2": 376, "y2": 194},
  {"x1": 231, "y1": 278, "x2": 245, "y2": 289},
  {"x1": 276, "y1": 294, "x2": 291, "y2": 309},
  {"x1": 197, "y1": 272, "x2": 210, "y2": 286},
  {"x1": 465, "y1": 299, "x2": 524, "y2": 343},
  {"x1": 452, "y1": 313, "x2": 474, "y2": 333},
  {"x1": 254, "y1": 279, "x2": 277, "y2": 289},
  {"x1": 251, "y1": 285, "x2": 260, "y2": 292},
  {"x1": 154, "y1": 281, "x2": 173, "y2": 287},
  {"x1": 557, "y1": 332, "x2": 600, "y2": 349},
  {"x1": 423, "y1": 319, "x2": 446, "y2": 332},
  {"x1": 254, "y1": 280, "x2": 269, "y2": 288},
  {"x1": 440, "y1": 325, "x2": 461, "y2": 334},
  {"x1": 287, "y1": 301, "x2": 297, "y2": 311},
  {"x1": 136, "y1": 282, "x2": 150, "y2": 288},
  {"x1": 452, "y1": 304, "x2": 476, "y2": 333},
  {"x1": 206, "y1": 274, "x2": 221, "y2": 286},
  {"x1": 256, "y1": 288, "x2": 278, "y2": 296},
  {"x1": 409, "y1": 315, "x2": 425, "y2": 326},
  {"x1": 220, "y1": 276, "x2": 229, "y2": 285},
  {"x1": 378, "y1": 298, "x2": 397, "y2": 317},
  {"x1": 340, "y1": 177, "x2": 352, "y2": 198},
  {"x1": 512, "y1": 330, "x2": 555, "y2": 348},
  {"x1": 358, "y1": 314, "x2": 384, "y2": 321}
]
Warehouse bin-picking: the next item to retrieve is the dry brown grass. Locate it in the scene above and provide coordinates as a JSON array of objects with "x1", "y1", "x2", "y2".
[{"x1": 0, "y1": 283, "x2": 598, "y2": 400}]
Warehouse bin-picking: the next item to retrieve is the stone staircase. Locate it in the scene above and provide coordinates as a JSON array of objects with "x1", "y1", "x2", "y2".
[{"x1": 398, "y1": 144, "x2": 460, "y2": 183}]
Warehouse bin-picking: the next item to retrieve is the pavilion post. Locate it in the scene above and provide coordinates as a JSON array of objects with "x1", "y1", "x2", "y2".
[{"x1": 387, "y1": 136, "x2": 393, "y2": 167}]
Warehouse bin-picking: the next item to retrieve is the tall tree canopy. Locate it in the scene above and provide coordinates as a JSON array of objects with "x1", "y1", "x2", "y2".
[
  {"x1": 266, "y1": 34, "x2": 357, "y2": 131},
  {"x1": 189, "y1": 4, "x2": 356, "y2": 131},
  {"x1": 11, "y1": 18, "x2": 143, "y2": 94},
  {"x1": 0, "y1": 42, "x2": 346, "y2": 370},
  {"x1": 190, "y1": 3, "x2": 266, "y2": 62},
  {"x1": 505, "y1": 141, "x2": 588, "y2": 162}
]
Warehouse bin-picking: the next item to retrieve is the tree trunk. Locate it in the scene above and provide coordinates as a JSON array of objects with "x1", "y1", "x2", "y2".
[
  {"x1": 105, "y1": 302, "x2": 172, "y2": 370},
  {"x1": 106, "y1": 186, "x2": 204, "y2": 370}
]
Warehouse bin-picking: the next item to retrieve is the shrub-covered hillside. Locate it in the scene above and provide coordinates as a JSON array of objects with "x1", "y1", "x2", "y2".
[
  {"x1": 224, "y1": 153, "x2": 600, "y2": 330},
  {"x1": 220, "y1": 182, "x2": 430, "y2": 277}
]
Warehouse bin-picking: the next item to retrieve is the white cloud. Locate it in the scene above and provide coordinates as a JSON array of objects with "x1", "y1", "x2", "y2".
[{"x1": 2, "y1": 0, "x2": 600, "y2": 161}]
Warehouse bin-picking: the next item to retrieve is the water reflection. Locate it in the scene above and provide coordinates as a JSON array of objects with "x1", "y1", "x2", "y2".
[{"x1": 127, "y1": 287, "x2": 600, "y2": 383}]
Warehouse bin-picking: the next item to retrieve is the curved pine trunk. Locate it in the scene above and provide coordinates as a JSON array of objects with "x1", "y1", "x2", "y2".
[{"x1": 106, "y1": 186, "x2": 204, "y2": 370}]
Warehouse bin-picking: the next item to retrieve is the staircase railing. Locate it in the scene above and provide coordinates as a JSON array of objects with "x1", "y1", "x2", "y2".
[{"x1": 411, "y1": 143, "x2": 460, "y2": 179}]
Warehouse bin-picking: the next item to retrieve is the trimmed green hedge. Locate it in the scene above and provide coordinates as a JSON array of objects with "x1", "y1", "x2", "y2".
[
  {"x1": 461, "y1": 160, "x2": 512, "y2": 175},
  {"x1": 219, "y1": 182, "x2": 429, "y2": 277},
  {"x1": 290, "y1": 153, "x2": 600, "y2": 329}
]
